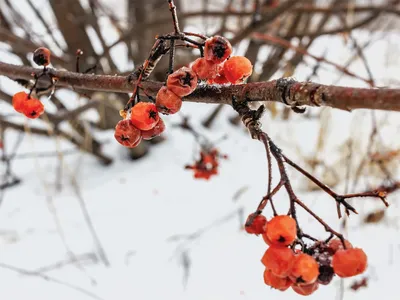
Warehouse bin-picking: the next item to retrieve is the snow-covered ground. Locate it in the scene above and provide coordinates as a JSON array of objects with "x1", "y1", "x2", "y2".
[{"x1": 1, "y1": 1, "x2": 400, "y2": 300}]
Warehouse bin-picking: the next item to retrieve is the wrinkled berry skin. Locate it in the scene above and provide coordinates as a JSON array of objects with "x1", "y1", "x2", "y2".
[
  {"x1": 166, "y1": 67, "x2": 198, "y2": 97},
  {"x1": 114, "y1": 119, "x2": 142, "y2": 148},
  {"x1": 191, "y1": 57, "x2": 220, "y2": 80},
  {"x1": 204, "y1": 36, "x2": 232, "y2": 64},
  {"x1": 142, "y1": 118, "x2": 166, "y2": 140},
  {"x1": 245, "y1": 213, "x2": 267, "y2": 235},
  {"x1": 33, "y1": 47, "x2": 51, "y2": 66},
  {"x1": 155, "y1": 86, "x2": 182, "y2": 115},
  {"x1": 261, "y1": 246, "x2": 295, "y2": 277}
]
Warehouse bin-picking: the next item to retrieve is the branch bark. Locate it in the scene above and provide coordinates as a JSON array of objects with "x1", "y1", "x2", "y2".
[{"x1": 1, "y1": 62, "x2": 400, "y2": 112}]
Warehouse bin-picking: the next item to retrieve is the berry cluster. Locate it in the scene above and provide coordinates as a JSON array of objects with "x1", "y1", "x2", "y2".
[
  {"x1": 115, "y1": 35, "x2": 253, "y2": 148},
  {"x1": 185, "y1": 148, "x2": 227, "y2": 180},
  {"x1": 245, "y1": 214, "x2": 368, "y2": 296},
  {"x1": 11, "y1": 47, "x2": 51, "y2": 119}
]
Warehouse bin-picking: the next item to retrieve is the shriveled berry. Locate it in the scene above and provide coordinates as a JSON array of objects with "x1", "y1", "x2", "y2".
[
  {"x1": 328, "y1": 238, "x2": 353, "y2": 253},
  {"x1": 263, "y1": 269, "x2": 291, "y2": 291},
  {"x1": 141, "y1": 118, "x2": 166, "y2": 140},
  {"x1": 114, "y1": 119, "x2": 142, "y2": 148},
  {"x1": 191, "y1": 57, "x2": 220, "y2": 80},
  {"x1": 332, "y1": 248, "x2": 367, "y2": 278},
  {"x1": 130, "y1": 102, "x2": 159, "y2": 131},
  {"x1": 291, "y1": 253, "x2": 319, "y2": 285},
  {"x1": 204, "y1": 36, "x2": 232, "y2": 64},
  {"x1": 12, "y1": 91, "x2": 28, "y2": 113},
  {"x1": 261, "y1": 245, "x2": 295, "y2": 278},
  {"x1": 265, "y1": 215, "x2": 297, "y2": 247},
  {"x1": 223, "y1": 56, "x2": 253, "y2": 84},
  {"x1": 317, "y1": 265, "x2": 334, "y2": 285},
  {"x1": 245, "y1": 213, "x2": 267, "y2": 235},
  {"x1": 166, "y1": 67, "x2": 198, "y2": 97},
  {"x1": 292, "y1": 282, "x2": 319, "y2": 296},
  {"x1": 23, "y1": 97, "x2": 45, "y2": 119},
  {"x1": 155, "y1": 86, "x2": 182, "y2": 115},
  {"x1": 33, "y1": 47, "x2": 51, "y2": 66}
]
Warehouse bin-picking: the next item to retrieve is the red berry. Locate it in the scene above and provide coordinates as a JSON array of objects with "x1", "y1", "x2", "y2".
[
  {"x1": 292, "y1": 282, "x2": 319, "y2": 296},
  {"x1": 223, "y1": 56, "x2": 253, "y2": 84},
  {"x1": 208, "y1": 66, "x2": 230, "y2": 85},
  {"x1": 328, "y1": 238, "x2": 353, "y2": 253},
  {"x1": 130, "y1": 102, "x2": 159, "y2": 131},
  {"x1": 261, "y1": 245, "x2": 295, "y2": 278},
  {"x1": 332, "y1": 248, "x2": 367, "y2": 278},
  {"x1": 166, "y1": 67, "x2": 198, "y2": 97},
  {"x1": 291, "y1": 253, "x2": 319, "y2": 285},
  {"x1": 191, "y1": 57, "x2": 220, "y2": 80},
  {"x1": 33, "y1": 47, "x2": 51, "y2": 66},
  {"x1": 155, "y1": 86, "x2": 182, "y2": 115},
  {"x1": 114, "y1": 119, "x2": 142, "y2": 148},
  {"x1": 204, "y1": 36, "x2": 233, "y2": 64},
  {"x1": 244, "y1": 213, "x2": 267, "y2": 235},
  {"x1": 265, "y1": 215, "x2": 297, "y2": 247},
  {"x1": 263, "y1": 269, "x2": 291, "y2": 291},
  {"x1": 23, "y1": 98, "x2": 45, "y2": 119},
  {"x1": 141, "y1": 118, "x2": 166, "y2": 140},
  {"x1": 12, "y1": 91, "x2": 28, "y2": 113}
]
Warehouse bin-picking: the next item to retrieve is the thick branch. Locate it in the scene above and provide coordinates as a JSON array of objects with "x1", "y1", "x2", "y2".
[{"x1": 1, "y1": 62, "x2": 400, "y2": 112}]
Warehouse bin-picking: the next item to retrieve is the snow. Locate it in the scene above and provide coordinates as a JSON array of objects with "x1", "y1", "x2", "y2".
[{"x1": 1, "y1": 1, "x2": 400, "y2": 300}]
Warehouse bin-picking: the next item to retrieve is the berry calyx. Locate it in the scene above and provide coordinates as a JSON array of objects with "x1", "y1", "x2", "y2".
[
  {"x1": 166, "y1": 67, "x2": 198, "y2": 97},
  {"x1": 155, "y1": 86, "x2": 182, "y2": 115},
  {"x1": 290, "y1": 253, "x2": 319, "y2": 285},
  {"x1": 245, "y1": 213, "x2": 267, "y2": 235},
  {"x1": 328, "y1": 238, "x2": 353, "y2": 253},
  {"x1": 223, "y1": 56, "x2": 253, "y2": 84},
  {"x1": 261, "y1": 245, "x2": 295, "y2": 277},
  {"x1": 332, "y1": 248, "x2": 367, "y2": 278},
  {"x1": 263, "y1": 269, "x2": 291, "y2": 291},
  {"x1": 191, "y1": 57, "x2": 220, "y2": 80},
  {"x1": 130, "y1": 102, "x2": 159, "y2": 131},
  {"x1": 114, "y1": 119, "x2": 142, "y2": 148},
  {"x1": 204, "y1": 36, "x2": 232, "y2": 64},
  {"x1": 33, "y1": 47, "x2": 51, "y2": 67},
  {"x1": 141, "y1": 118, "x2": 166, "y2": 140},
  {"x1": 292, "y1": 282, "x2": 319, "y2": 296},
  {"x1": 265, "y1": 215, "x2": 297, "y2": 247}
]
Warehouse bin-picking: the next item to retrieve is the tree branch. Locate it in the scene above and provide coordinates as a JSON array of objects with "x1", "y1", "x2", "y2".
[{"x1": 1, "y1": 62, "x2": 400, "y2": 112}]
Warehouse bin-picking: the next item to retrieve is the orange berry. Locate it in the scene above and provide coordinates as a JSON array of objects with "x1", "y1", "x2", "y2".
[
  {"x1": 328, "y1": 238, "x2": 353, "y2": 253},
  {"x1": 261, "y1": 245, "x2": 295, "y2": 277},
  {"x1": 114, "y1": 119, "x2": 142, "y2": 148},
  {"x1": 130, "y1": 102, "x2": 159, "y2": 131},
  {"x1": 204, "y1": 36, "x2": 232, "y2": 64},
  {"x1": 263, "y1": 269, "x2": 291, "y2": 291},
  {"x1": 141, "y1": 118, "x2": 166, "y2": 140},
  {"x1": 33, "y1": 47, "x2": 51, "y2": 66},
  {"x1": 265, "y1": 215, "x2": 297, "y2": 247},
  {"x1": 191, "y1": 57, "x2": 220, "y2": 80},
  {"x1": 291, "y1": 253, "x2": 319, "y2": 285},
  {"x1": 262, "y1": 233, "x2": 272, "y2": 246},
  {"x1": 22, "y1": 97, "x2": 44, "y2": 119},
  {"x1": 166, "y1": 67, "x2": 198, "y2": 97},
  {"x1": 155, "y1": 86, "x2": 182, "y2": 115},
  {"x1": 12, "y1": 91, "x2": 28, "y2": 113},
  {"x1": 292, "y1": 282, "x2": 319, "y2": 296},
  {"x1": 223, "y1": 56, "x2": 253, "y2": 84},
  {"x1": 244, "y1": 213, "x2": 267, "y2": 235},
  {"x1": 332, "y1": 248, "x2": 367, "y2": 278}
]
